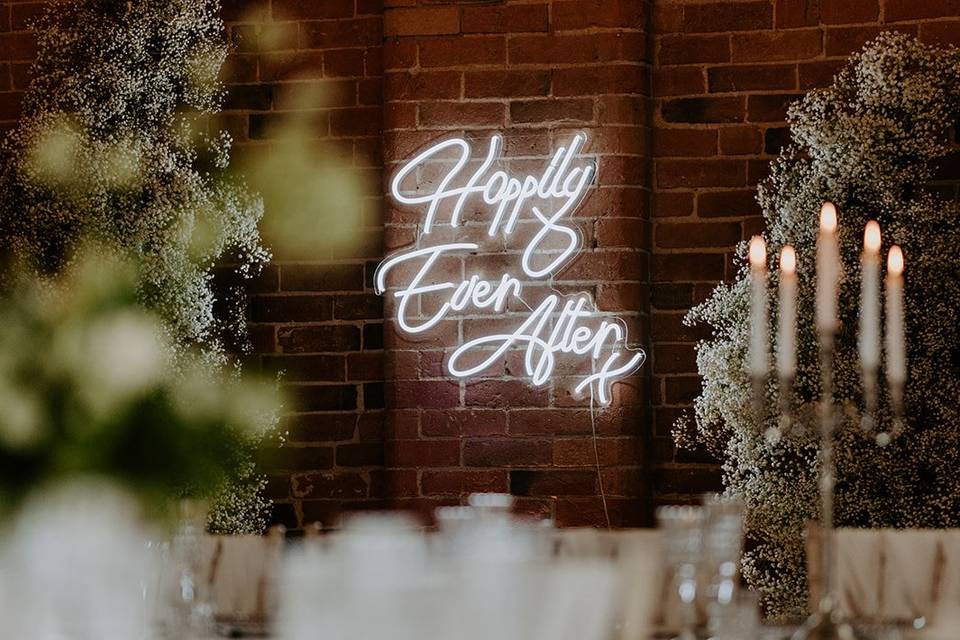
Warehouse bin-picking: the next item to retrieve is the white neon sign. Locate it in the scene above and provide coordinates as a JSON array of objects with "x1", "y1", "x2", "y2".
[{"x1": 375, "y1": 134, "x2": 645, "y2": 405}]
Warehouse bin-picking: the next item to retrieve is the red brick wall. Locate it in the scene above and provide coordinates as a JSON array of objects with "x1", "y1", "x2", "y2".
[
  {"x1": 648, "y1": 0, "x2": 959, "y2": 505},
  {"x1": 379, "y1": 0, "x2": 652, "y2": 527},
  {"x1": 0, "y1": 0, "x2": 956, "y2": 529}
]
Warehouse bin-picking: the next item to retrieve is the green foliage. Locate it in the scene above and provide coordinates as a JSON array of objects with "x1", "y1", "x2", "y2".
[
  {"x1": 0, "y1": 249, "x2": 280, "y2": 520},
  {"x1": 675, "y1": 34, "x2": 960, "y2": 617},
  {"x1": 0, "y1": 0, "x2": 275, "y2": 532}
]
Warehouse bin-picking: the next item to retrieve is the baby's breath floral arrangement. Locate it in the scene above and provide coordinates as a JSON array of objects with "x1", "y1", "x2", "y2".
[
  {"x1": 674, "y1": 34, "x2": 960, "y2": 618},
  {"x1": 0, "y1": 0, "x2": 269, "y2": 357},
  {"x1": 0, "y1": 0, "x2": 273, "y2": 532},
  {"x1": 0, "y1": 249, "x2": 280, "y2": 522}
]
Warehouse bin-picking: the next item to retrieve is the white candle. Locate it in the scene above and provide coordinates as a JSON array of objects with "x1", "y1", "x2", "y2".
[
  {"x1": 749, "y1": 236, "x2": 768, "y2": 378},
  {"x1": 777, "y1": 245, "x2": 797, "y2": 379},
  {"x1": 816, "y1": 202, "x2": 840, "y2": 335},
  {"x1": 885, "y1": 246, "x2": 906, "y2": 386},
  {"x1": 859, "y1": 221, "x2": 882, "y2": 370}
]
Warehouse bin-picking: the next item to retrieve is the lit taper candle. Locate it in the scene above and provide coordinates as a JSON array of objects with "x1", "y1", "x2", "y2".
[
  {"x1": 777, "y1": 246, "x2": 797, "y2": 380},
  {"x1": 816, "y1": 202, "x2": 840, "y2": 335},
  {"x1": 859, "y1": 221, "x2": 882, "y2": 371},
  {"x1": 885, "y1": 246, "x2": 906, "y2": 387},
  {"x1": 859, "y1": 221, "x2": 882, "y2": 432},
  {"x1": 749, "y1": 236, "x2": 768, "y2": 378}
]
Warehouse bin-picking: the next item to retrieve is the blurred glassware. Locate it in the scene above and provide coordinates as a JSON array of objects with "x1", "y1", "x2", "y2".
[
  {"x1": 437, "y1": 494, "x2": 551, "y2": 640},
  {"x1": 657, "y1": 505, "x2": 705, "y2": 640},
  {"x1": 701, "y1": 493, "x2": 746, "y2": 638},
  {"x1": 278, "y1": 511, "x2": 443, "y2": 640},
  {"x1": 155, "y1": 499, "x2": 215, "y2": 638},
  {"x1": 710, "y1": 589, "x2": 761, "y2": 640},
  {"x1": 277, "y1": 494, "x2": 617, "y2": 640},
  {"x1": 0, "y1": 481, "x2": 155, "y2": 640}
]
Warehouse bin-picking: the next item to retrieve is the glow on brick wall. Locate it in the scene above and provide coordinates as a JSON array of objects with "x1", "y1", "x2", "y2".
[{"x1": 375, "y1": 134, "x2": 645, "y2": 405}]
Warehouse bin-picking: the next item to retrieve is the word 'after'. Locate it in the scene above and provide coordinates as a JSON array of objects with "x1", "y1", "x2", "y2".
[{"x1": 375, "y1": 134, "x2": 645, "y2": 404}]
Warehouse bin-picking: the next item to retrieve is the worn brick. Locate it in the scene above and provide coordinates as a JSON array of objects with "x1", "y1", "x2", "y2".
[
  {"x1": 461, "y1": 4, "x2": 549, "y2": 34},
  {"x1": 654, "y1": 128, "x2": 717, "y2": 157},
  {"x1": 732, "y1": 30, "x2": 822, "y2": 62},
  {"x1": 553, "y1": 0, "x2": 647, "y2": 30},
  {"x1": 681, "y1": 2, "x2": 774, "y2": 33},
  {"x1": 747, "y1": 92, "x2": 802, "y2": 122},
  {"x1": 661, "y1": 96, "x2": 745, "y2": 123},
  {"x1": 419, "y1": 101, "x2": 505, "y2": 128},
  {"x1": 654, "y1": 66, "x2": 706, "y2": 97},
  {"x1": 659, "y1": 34, "x2": 730, "y2": 65},
  {"x1": 656, "y1": 221, "x2": 742, "y2": 249},
  {"x1": 886, "y1": 0, "x2": 960, "y2": 22},
  {"x1": 825, "y1": 25, "x2": 917, "y2": 57},
  {"x1": 708, "y1": 64, "x2": 796, "y2": 92},
  {"x1": 464, "y1": 70, "x2": 550, "y2": 98},
  {"x1": 281, "y1": 264, "x2": 364, "y2": 292},
  {"x1": 652, "y1": 254, "x2": 726, "y2": 282},
  {"x1": 301, "y1": 18, "x2": 383, "y2": 50},
  {"x1": 508, "y1": 33, "x2": 632, "y2": 65},
  {"x1": 384, "y1": 7, "x2": 460, "y2": 37},
  {"x1": 465, "y1": 380, "x2": 550, "y2": 408},
  {"x1": 554, "y1": 65, "x2": 649, "y2": 97},
  {"x1": 463, "y1": 439, "x2": 553, "y2": 467},
  {"x1": 919, "y1": 20, "x2": 960, "y2": 46},
  {"x1": 422, "y1": 409, "x2": 507, "y2": 437},
  {"x1": 419, "y1": 36, "x2": 507, "y2": 68},
  {"x1": 510, "y1": 99, "x2": 594, "y2": 124},
  {"x1": 657, "y1": 159, "x2": 746, "y2": 189},
  {"x1": 385, "y1": 439, "x2": 460, "y2": 467},
  {"x1": 287, "y1": 384, "x2": 359, "y2": 411},
  {"x1": 292, "y1": 472, "x2": 368, "y2": 500},
  {"x1": 510, "y1": 470, "x2": 598, "y2": 497},
  {"x1": 798, "y1": 59, "x2": 847, "y2": 89},
  {"x1": 422, "y1": 470, "x2": 508, "y2": 495},
  {"x1": 263, "y1": 355, "x2": 346, "y2": 382},
  {"x1": 272, "y1": 0, "x2": 353, "y2": 21},
  {"x1": 821, "y1": 0, "x2": 879, "y2": 23},
  {"x1": 278, "y1": 325, "x2": 361, "y2": 354},
  {"x1": 774, "y1": 0, "x2": 818, "y2": 28},
  {"x1": 697, "y1": 189, "x2": 761, "y2": 218},
  {"x1": 719, "y1": 126, "x2": 763, "y2": 155}
]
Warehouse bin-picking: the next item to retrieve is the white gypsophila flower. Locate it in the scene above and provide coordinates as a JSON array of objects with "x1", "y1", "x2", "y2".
[
  {"x1": 81, "y1": 311, "x2": 166, "y2": 412},
  {"x1": 675, "y1": 33, "x2": 960, "y2": 618},
  {"x1": 0, "y1": 0, "x2": 275, "y2": 533}
]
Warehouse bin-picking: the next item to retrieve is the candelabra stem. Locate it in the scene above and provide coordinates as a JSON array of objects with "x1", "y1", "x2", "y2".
[
  {"x1": 860, "y1": 368, "x2": 878, "y2": 434},
  {"x1": 752, "y1": 374, "x2": 766, "y2": 434},
  {"x1": 818, "y1": 334, "x2": 836, "y2": 607},
  {"x1": 792, "y1": 334, "x2": 875, "y2": 640},
  {"x1": 775, "y1": 374, "x2": 794, "y2": 441}
]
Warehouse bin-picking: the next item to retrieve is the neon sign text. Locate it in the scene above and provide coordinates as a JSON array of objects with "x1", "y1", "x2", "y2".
[{"x1": 376, "y1": 134, "x2": 645, "y2": 404}]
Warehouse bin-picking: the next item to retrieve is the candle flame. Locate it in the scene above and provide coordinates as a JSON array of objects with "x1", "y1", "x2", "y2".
[
  {"x1": 864, "y1": 220, "x2": 881, "y2": 253},
  {"x1": 820, "y1": 202, "x2": 837, "y2": 233},
  {"x1": 888, "y1": 245, "x2": 904, "y2": 275},
  {"x1": 780, "y1": 245, "x2": 796, "y2": 274},
  {"x1": 749, "y1": 236, "x2": 766, "y2": 268}
]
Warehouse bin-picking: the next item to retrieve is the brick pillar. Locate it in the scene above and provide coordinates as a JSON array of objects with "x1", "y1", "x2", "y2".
[
  {"x1": 222, "y1": 0, "x2": 387, "y2": 530},
  {"x1": 380, "y1": 0, "x2": 653, "y2": 527}
]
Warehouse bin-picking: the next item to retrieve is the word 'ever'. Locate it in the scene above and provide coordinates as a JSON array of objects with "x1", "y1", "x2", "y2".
[{"x1": 375, "y1": 134, "x2": 645, "y2": 404}]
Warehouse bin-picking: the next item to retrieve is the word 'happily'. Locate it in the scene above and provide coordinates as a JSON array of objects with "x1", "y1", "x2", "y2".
[{"x1": 375, "y1": 134, "x2": 645, "y2": 404}]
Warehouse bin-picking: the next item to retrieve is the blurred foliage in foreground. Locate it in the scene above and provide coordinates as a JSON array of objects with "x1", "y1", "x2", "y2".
[
  {"x1": 0, "y1": 0, "x2": 367, "y2": 532},
  {"x1": 0, "y1": 248, "x2": 282, "y2": 523}
]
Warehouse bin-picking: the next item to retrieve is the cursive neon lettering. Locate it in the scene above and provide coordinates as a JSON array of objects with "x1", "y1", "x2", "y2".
[{"x1": 376, "y1": 134, "x2": 646, "y2": 404}]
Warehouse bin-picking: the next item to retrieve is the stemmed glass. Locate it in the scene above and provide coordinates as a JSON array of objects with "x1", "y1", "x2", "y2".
[{"x1": 657, "y1": 505, "x2": 705, "y2": 640}]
